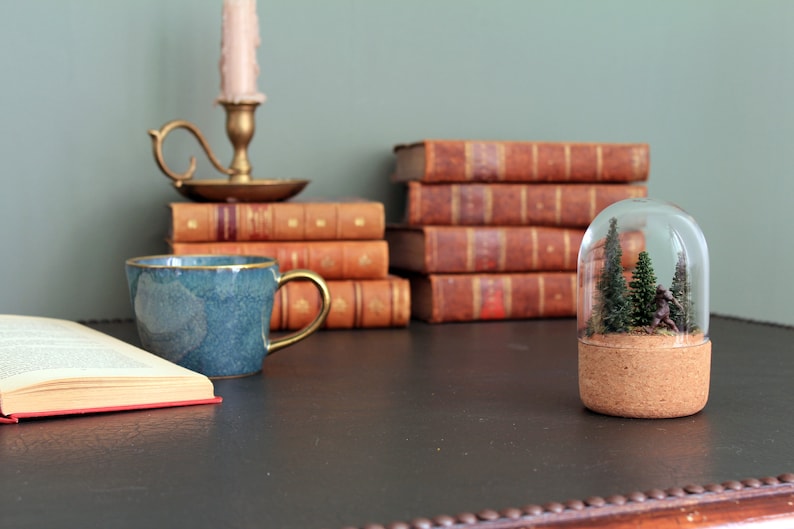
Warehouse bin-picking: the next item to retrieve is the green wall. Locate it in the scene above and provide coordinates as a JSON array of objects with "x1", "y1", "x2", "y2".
[{"x1": 2, "y1": 1, "x2": 792, "y2": 325}]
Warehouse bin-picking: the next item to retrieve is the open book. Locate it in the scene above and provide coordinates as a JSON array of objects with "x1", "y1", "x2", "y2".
[{"x1": 0, "y1": 315, "x2": 221, "y2": 423}]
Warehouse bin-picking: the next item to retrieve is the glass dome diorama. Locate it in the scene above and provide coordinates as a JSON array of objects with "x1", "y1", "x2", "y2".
[{"x1": 577, "y1": 198, "x2": 710, "y2": 419}]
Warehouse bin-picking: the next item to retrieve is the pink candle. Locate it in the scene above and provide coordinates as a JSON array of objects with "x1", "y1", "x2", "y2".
[{"x1": 218, "y1": 0, "x2": 266, "y2": 104}]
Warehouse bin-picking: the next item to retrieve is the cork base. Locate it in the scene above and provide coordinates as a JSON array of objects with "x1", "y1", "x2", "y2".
[{"x1": 578, "y1": 334, "x2": 711, "y2": 419}]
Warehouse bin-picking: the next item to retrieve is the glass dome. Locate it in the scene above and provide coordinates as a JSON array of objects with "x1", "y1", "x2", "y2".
[{"x1": 577, "y1": 198, "x2": 709, "y2": 347}]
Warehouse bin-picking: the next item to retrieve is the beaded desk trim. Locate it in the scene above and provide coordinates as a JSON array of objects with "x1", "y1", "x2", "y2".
[{"x1": 344, "y1": 474, "x2": 794, "y2": 529}]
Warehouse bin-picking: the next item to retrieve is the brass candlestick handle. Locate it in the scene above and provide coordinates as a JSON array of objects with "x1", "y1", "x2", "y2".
[
  {"x1": 147, "y1": 101, "x2": 259, "y2": 187},
  {"x1": 147, "y1": 101, "x2": 308, "y2": 202},
  {"x1": 148, "y1": 119, "x2": 232, "y2": 187}
]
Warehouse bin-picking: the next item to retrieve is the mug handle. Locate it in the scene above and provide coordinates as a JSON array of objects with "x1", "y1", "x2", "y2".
[{"x1": 268, "y1": 269, "x2": 331, "y2": 354}]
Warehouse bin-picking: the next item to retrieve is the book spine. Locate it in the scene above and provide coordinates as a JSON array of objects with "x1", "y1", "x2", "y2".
[
  {"x1": 411, "y1": 272, "x2": 577, "y2": 323},
  {"x1": 405, "y1": 182, "x2": 647, "y2": 227},
  {"x1": 386, "y1": 226, "x2": 644, "y2": 274},
  {"x1": 422, "y1": 226, "x2": 584, "y2": 273},
  {"x1": 169, "y1": 202, "x2": 385, "y2": 242},
  {"x1": 169, "y1": 240, "x2": 389, "y2": 280},
  {"x1": 271, "y1": 276, "x2": 411, "y2": 330},
  {"x1": 424, "y1": 140, "x2": 649, "y2": 183}
]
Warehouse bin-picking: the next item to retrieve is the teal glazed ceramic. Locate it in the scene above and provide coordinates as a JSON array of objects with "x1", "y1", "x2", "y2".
[{"x1": 125, "y1": 255, "x2": 330, "y2": 378}]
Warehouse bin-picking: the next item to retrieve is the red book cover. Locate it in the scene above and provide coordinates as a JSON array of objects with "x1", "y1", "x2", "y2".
[{"x1": 1, "y1": 397, "x2": 223, "y2": 424}]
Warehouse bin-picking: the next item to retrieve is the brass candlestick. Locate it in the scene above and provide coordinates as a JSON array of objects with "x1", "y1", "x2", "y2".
[
  {"x1": 148, "y1": 101, "x2": 308, "y2": 202},
  {"x1": 223, "y1": 101, "x2": 257, "y2": 184}
]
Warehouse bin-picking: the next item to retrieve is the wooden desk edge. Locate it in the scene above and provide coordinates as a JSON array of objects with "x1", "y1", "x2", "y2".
[{"x1": 344, "y1": 474, "x2": 794, "y2": 529}]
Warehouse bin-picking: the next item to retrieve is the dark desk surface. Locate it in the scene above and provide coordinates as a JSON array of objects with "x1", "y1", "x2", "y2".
[{"x1": 1, "y1": 316, "x2": 794, "y2": 529}]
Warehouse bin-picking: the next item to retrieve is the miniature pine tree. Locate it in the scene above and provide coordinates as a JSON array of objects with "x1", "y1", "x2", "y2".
[
  {"x1": 670, "y1": 251, "x2": 695, "y2": 331},
  {"x1": 628, "y1": 251, "x2": 657, "y2": 328},
  {"x1": 590, "y1": 217, "x2": 631, "y2": 334},
  {"x1": 585, "y1": 302, "x2": 605, "y2": 336}
]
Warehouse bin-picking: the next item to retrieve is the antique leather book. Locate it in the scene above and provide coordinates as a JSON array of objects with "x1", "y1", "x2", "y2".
[
  {"x1": 270, "y1": 275, "x2": 410, "y2": 330},
  {"x1": 386, "y1": 225, "x2": 644, "y2": 274},
  {"x1": 403, "y1": 182, "x2": 646, "y2": 227},
  {"x1": 169, "y1": 200, "x2": 385, "y2": 242},
  {"x1": 169, "y1": 240, "x2": 389, "y2": 280},
  {"x1": 408, "y1": 272, "x2": 577, "y2": 323},
  {"x1": 392, "y1": 140, "x2": 649, "y2": 183},
  {"x1": 0, "y1": 315, "x2": 220, "y2": 424}
]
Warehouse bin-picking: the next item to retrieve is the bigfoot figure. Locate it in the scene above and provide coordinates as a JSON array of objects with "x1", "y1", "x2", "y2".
[{"x1": 646, "y1": 284, "x2": 684, "y2": 333}]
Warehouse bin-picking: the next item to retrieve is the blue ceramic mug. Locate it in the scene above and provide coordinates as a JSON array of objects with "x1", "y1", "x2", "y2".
[{"x1": 125, "y1": 255, "x2": 331, "y2": 378}]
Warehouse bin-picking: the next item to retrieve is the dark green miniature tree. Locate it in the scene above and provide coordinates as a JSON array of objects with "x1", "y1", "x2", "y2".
[
  {"x1": 670, "y1": 251, "x2": 695, "y2": 331},
  {"x1": 585, "y1": 302, "x2": 605, "y2": 336},
  {"x1": 628, "y1": 251, "x2": 657, "y2": 328},
  {"x1": 588, "y1": 217, "x2": 630, "y2": 334}
]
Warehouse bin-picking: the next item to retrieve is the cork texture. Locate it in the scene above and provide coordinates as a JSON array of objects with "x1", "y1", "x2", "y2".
[{"x1": 578, "y1": 334, "x2": 711, "y2": 419}]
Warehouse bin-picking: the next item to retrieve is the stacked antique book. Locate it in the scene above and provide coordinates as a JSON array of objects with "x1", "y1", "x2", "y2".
[
  {"x1": 386, "y1": 139, "x2": 649, "y2": 323},
  {"x1": 168, "y1": 200, "x2": 411, "y2": 329}
]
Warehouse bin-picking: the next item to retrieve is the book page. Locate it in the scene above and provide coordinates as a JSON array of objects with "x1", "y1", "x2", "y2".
[
  {"x1": 0, "y1": 315, "x2": 201, "y2": 389},
  {"x1": 0, "y1": 320, "x2": 150, "y2": 380}
]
